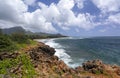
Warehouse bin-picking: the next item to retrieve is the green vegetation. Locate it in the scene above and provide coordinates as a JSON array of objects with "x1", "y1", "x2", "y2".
[
  {"x1": 10, "y1": 33, "x2": 30, "y2": 44},
  {"x1": 20, "y1": 54, "x2": 36, "y2": 78},
  {"x1": 0, "y1": 31, "x2": 37, "y2": 78},
  {"x1": 0, "y1": 53, "x2": 36, "y2": 78},
  {"x1": 0, "y1": 32, "x2": 35, "y2": 52},
  {"x1": 0, "y1": 29, "x2": 2, "y2": 35},
  {"x1": 0, "y1": 57, "x2": 19, "y2": 74},
  {"x1": 93, "y1": 70, "x2": 102, "y2": 75},
  {"x1": 0, "y1": 35, "x2": 17, "y2": 52}
]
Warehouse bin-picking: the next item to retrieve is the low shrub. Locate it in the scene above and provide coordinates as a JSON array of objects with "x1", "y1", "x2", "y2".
[
  {"x1": 10, "y1": 33, "x2": 30, "y2": 44},
  {"x1": 0, "y1": 35, "x2": 17, "y2": 52}
]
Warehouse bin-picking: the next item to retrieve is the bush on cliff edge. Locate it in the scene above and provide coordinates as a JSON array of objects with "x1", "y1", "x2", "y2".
[
  {"x1": 0, "y1": 35, "x2": 17, "y2": 52},
  {"x1": 10, "y1": 33, "x2": 30, "y2": 44}
]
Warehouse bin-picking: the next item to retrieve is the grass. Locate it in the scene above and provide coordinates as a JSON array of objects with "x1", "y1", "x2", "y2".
[
  {"x1": 16, "y1": 40, "x2": 38, "y2": 50},
  {"x1": 0, "y1": 57, "x2": 19, "y2": 77},
  {"x1": 0, "y1": 53, "x2": 36, "y2": 78},
  {"x1": 94, "y1": 70, "x2": 102, "y2": 75},
  {"x1": 0, "y1": 33, "x2": 38, "y2": 78},
  {"x1": 20, "y1": 53, "x2": 36, "y2": 78},
  {"x1": 0, "y1": 40, "x2": 38, "y2": 78}
]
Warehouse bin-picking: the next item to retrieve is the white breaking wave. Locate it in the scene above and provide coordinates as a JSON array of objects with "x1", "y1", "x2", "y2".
[
  {"x1": 37, "y1": 39, "x2": 73, "y2": 67},
  {"x1": 37, "y1": 38, "x2": 86, "y2": 68}
]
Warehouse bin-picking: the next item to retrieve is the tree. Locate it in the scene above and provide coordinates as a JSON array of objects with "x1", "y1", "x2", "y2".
[
  {"x1": 0, "y1": 35, "x2": 17, "y2": 52},
  {"x1": 0, "y1": 28, "x2": 2, "y2": 35},
  {"x1": 11, "y1": 33, "x2": 29, "y2": 44}
]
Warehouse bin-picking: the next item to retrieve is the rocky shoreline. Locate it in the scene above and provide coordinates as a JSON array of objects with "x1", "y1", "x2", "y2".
[
  {"x1": 0, "y1": 42, "x2": 120, "y2": 78},
  {"x1": 26, "y1": 42, "x2": 120, "y2": 78}
]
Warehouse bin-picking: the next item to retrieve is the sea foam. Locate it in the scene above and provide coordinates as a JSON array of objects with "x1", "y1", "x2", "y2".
[{"x1": 37, "y1": 39, "x2": 73, "y2": 66}]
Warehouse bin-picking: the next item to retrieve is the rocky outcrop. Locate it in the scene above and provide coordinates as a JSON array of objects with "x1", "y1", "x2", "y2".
[
  {"x1": 82, "y1": 59, "x2": 120, "y2": 77},
  {"x1": 27, "y1": 42, "x2": 79, "y2": 78},
  {"x1": 82, "y1": 59, "x2": 104, "y2": 74}
]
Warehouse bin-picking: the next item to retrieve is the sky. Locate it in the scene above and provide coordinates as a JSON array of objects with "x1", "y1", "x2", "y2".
[{"x1": 0, "y1": 0, "x2": 120, "y2": 36}]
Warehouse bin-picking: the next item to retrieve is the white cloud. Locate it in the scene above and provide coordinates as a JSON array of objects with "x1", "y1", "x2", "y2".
[
  {"x1": 38, "y1": 0, "x2": 97, "y2": 30},
  {"x1": 0, "y1": 0, "x2": 27, "y2": 23},
  {"x1": 0, "y1": 20, "x2": 19, "y2": 28},
  {"x1": 38, "y1": 2, "x2": 48, "y2": 9},
  {"x1": 107, "y1": 13, "x2": 120, "y2": 24},
  {"x1": 57, "y1": 0, "x2": 75, "y2": 10},
  {"x1": 38, "y1": 2, "x2": 60, "y2": 22},
  {"x1": 0, "y1": 0, "x2": 57, "y2": 33},
  {"x1": 92, "y1": 0, "x2": 120, "y2": 13},
  {"x1": 91, "y1": 0, "x2": 120, "y2": 29},
  {"x1": 23, "y1": 9, "x2": 57, "y2": 33},
  {"x1": 0, "y1": 0, "x2": 108, "y2": 34},
  {"x1": 67, "y1": 13, "x2": 98, "y2": 30},
  {"x1": 23, "y1": 0, "x2": 36, "y2": 6},
  {"x1": 57, "y1": 0, "x2": 99, "y2": 30}
]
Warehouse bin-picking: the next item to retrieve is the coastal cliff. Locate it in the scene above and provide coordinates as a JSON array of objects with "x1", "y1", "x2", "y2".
[{"x1": 0, "y1": 42, "x2": 120, "y2": 78}]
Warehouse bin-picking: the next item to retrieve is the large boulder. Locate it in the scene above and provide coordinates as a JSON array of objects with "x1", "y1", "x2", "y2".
[{"x1": 38, "y1": 45, "x2": 55, "y2": 56}]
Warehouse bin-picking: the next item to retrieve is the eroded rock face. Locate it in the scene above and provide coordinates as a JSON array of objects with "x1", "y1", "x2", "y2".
[
  {"x1": 28, "y1": 42, "x2": 120, "y2": 78},
  {"x1": 29, "y1": 43, "x2": 56, "y2": 63}
]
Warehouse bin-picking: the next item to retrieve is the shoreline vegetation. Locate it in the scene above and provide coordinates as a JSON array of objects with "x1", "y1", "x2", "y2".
[{"x1": 0, "y1": 29, "x2": 120, "y2": 78}]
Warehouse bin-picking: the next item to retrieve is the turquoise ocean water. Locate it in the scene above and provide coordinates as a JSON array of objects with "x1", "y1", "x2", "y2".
[{"x1": 38, "y1": 36, "x2": 120, "y2": 68}]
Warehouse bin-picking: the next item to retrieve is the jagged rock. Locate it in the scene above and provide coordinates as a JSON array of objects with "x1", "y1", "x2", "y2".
[
  {"x1": 82, "y1": 59, "x2": 120, "y2": 77},
  {"x1": 38, "y1": 45, "x2": 55, "y2": 56},
  {"x1": 82, "y1": 59, "x2": 104, "y2": 74}
]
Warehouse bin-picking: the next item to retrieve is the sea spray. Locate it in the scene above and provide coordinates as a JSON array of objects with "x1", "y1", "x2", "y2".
[{"x1": 38, "y1": 39, "x2": 73, "y2": 67}]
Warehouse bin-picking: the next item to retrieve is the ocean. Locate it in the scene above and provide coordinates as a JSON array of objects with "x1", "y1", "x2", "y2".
[{"x1": 37, "y1": 36, "x2": 120, "y2": 68}]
